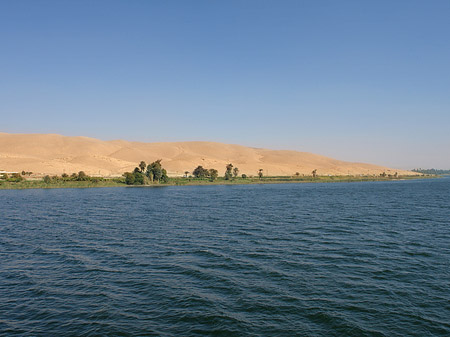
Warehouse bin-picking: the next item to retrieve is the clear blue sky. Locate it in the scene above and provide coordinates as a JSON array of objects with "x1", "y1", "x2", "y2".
[{"x1": 1, "y1": 1, "x2": 449, "y2": 169}]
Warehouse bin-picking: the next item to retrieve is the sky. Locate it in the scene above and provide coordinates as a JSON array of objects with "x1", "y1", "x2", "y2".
[{"x1": 1, "y1": 0, "x2": 449, "y2": 169}]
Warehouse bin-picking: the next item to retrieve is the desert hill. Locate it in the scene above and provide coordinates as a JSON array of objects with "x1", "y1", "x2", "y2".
[{"x1": 0, "y1": 133, "x2": 413, "y2": 177}]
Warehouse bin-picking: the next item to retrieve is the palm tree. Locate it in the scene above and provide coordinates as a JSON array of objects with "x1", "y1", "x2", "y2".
[
  {"x1": 139, "y1": 161, "x2": 147, "y2": 173},
  {"x1": 312, "y1": 169, "x2": 317, "y2": 178},
  {"x1": 258, "y1": 169, "x2": 263, "y2": 179},
  {"x1": 225, "y1": 163, "x2": 233, "y2": 180}
]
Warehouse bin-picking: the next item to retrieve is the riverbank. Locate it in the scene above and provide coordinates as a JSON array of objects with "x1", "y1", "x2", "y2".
[{"x1": 0, "y1": 175, "x2": 433, "y2": 190}]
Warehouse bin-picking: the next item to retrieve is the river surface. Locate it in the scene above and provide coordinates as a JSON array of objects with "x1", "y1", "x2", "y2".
[{"x1": 1, "y1": 178, "x2": 449, "y2": 336}]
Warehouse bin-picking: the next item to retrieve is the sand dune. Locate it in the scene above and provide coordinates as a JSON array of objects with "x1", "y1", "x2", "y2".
[{"x1": 0, "y1": 133, "x2": 413, "y2": 177}]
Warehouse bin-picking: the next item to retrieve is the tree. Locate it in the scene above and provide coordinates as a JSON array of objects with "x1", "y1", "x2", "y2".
[
  {"x1": 10, "y1": 173, "x2": 24, "y2": 182},
  {"x1": 233, "y1": 167, "x2": 239, "y2": 178},
  {"x1": 312, "y1": 169, "x2": 317, "y2": 178},
  {"x1": 62, "y1": 173, "x2": 69, "y2": 179},
  {"x1": 295, "y1": 172, "x2": 300, "y2": 177},
  {"x1": 258, "y1": 169, "x2": 263, "y2": 179},
  {"x1": 209, "y1": 169, "x2": 218, "y2": 181},
  {"x1": 134, "y1": 172, "x2": 145, "y2": 185},
  {"x1": 77, "y1": 171, "x2": 87, "y2": 181},
  {"x1": 124, "y1": 172, "x2": 135, "y2": 185},
  {"x1": 184, "y1": 171, "x2": 190, "y2": 178},
  {"x1": 161, "y1": 169, "x2": 169, "y2": 183},
  {"x1": 242, "y1": 174, "x2": 247, "y2": 179},
  {"x1": 139, "y1": 161, "x2": 147, "y2": 173},
  {"x1": 225, "y1": 163, "x2": 233, "y2": 180},
  {"x1": 153, "y1": 168, "x2": 162, "y2": 181},
  {"x1": 146, "y1": 159, "x2": 164, "y2": 183},
  {"x1": 193, "y1": 165, "x2": 208, "y2": 179},
  {"x1": 43, "y1": 175, "x2": 51, "y2": 184}
]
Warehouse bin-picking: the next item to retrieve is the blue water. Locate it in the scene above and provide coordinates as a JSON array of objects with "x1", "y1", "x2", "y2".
[{"x1": 1, "y1": 178, "x2": 449, "y2": 336}]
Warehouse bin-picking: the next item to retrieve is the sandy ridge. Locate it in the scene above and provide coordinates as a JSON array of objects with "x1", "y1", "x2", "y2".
[{"x1": 0, "y1": 133, "x2": 413, "y2": 176}]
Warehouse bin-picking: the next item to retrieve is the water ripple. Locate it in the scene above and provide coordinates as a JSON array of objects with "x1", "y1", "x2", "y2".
[{"x1": 1, "y1": 179, "x2": 449, "y2": 335}]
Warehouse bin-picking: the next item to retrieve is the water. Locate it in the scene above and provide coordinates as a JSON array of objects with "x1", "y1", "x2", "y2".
[{"x1": 1, "y1": 178, "x2": 449, "y2": 336}]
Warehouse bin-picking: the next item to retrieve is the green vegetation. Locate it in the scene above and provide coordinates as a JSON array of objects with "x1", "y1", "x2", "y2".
[
  {"x1": 224, "y1": 163, "x2": 233, "y2": 180},
  {"x1": 233, "y1": 167, "x2": 239, "y2": 178},
  {"x1": 42, "y1": 171, "x2": 91, "y2": 184},
  {"x1": 0, "y1": 177, "x2": 125, "y2": 189},
  {"x1": 165, "y1": 173, "x2": 430, "y2": 187},
  {"x1": 0, "y1": 161, "x2": 435, "y2": 190},
  {"x1": 1, "y1": 173, "x2": 25, "y2": 183},
  {"x1": 193, "y1": 165, "x2": 208, "y2": 179},
  {"x1": 209, "y1": 169, "x2": 218, "y2": 181},
  {"x1": 123, "y1": 159, "x2": 169, "y2": 185},
  {"x1": 412, "y1": 168, "x2": 450, "y2": 175},
  {"x1": 139, "y1": 161, "x2": 147, "y2": 173},
  {"x1": 0, "y1": 170, "x2": 125, "y2": 189},
  {"x1": 146, "y1": 159, "x2": 169, "y2": 183},
  {"x1": 192, "y1": 165, "x2": 219, "y2": 181}
]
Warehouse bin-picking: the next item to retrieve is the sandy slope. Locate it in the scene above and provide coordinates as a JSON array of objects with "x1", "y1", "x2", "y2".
[{"x1": 0, "y1": 132, "x2": 413, "y2": 176}]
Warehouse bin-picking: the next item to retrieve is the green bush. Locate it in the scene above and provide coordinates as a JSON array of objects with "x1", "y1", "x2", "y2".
[
  {"x1": 124, "y1": 172, "x2": 135, "y2": 185},
  {"x1": 146, "y1": 159, "x2": 167, "y2": 183},
  {"x1": 7, "y1": 173, "x2": 24, "y2": 182},
  {"x1": 209, "y1": 169, "x2": 218, "y2": 181},
  {"x1": 77, "y1": 171, "x2": 88, "y2": 181},
  {"x1": 193, "y1": 165, "x2": 208, "y2": 179},
  {"x1": 224, "y1": 163, "x2": 233, "y2": 180},
  {"x1": 134, "y1": 172, "x2": 145, "y2": 185}
]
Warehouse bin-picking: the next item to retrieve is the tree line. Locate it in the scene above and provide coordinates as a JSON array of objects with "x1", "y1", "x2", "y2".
[
  {"x1": 42, "y1": 171, "x2": 105, "y2": 183},
  {"x1": 0, "y1": 172, "x2": 24, "y2": 182},
  {"x1": 124, "y1": 161, "x2": 267, "y2": 185},
  {"x1": 124, "y1": 161, "x2": 324, "y2": 185},
  {"x1": 192, "y1": 163, "x2": 245, "y2": 181},
  {"x1": 124, "y1": 160, "x2": 169, "y2": 185},
  {"x1": 412, "y1": 168, "x2": 450, "y2": 175},
  {"x1": 1, "y1": 161, "x2": 325, "y2": 186}
]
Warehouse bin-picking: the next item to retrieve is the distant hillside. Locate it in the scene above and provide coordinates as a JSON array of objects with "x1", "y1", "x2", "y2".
[
  {"x1": 412, "y1": 168, "x2": 450, "y2": 175},
  {"x1": 0, "y1": 132, "x2": 414, "y2": 177}
]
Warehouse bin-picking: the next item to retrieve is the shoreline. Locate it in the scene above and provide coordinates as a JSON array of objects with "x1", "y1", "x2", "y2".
[{"x1": 0, "y1": 175, "x2": 435, "y2": 190}]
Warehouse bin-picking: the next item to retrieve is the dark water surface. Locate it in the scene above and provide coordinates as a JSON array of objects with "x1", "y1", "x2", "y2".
[{"x1": 1, "y1": 178, "x2": 449, "y2": 336}]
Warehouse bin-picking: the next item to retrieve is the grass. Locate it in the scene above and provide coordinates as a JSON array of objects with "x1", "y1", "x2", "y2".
[
  {"x1": 0, "y1": 179, "x2": 125, "y2": 190},
  {"x1": 0, "y1": 175, "x2": 433, "y2": 190},
  {"x1": 168, "y1": 175, "x2": 431, "y2": 186}
]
